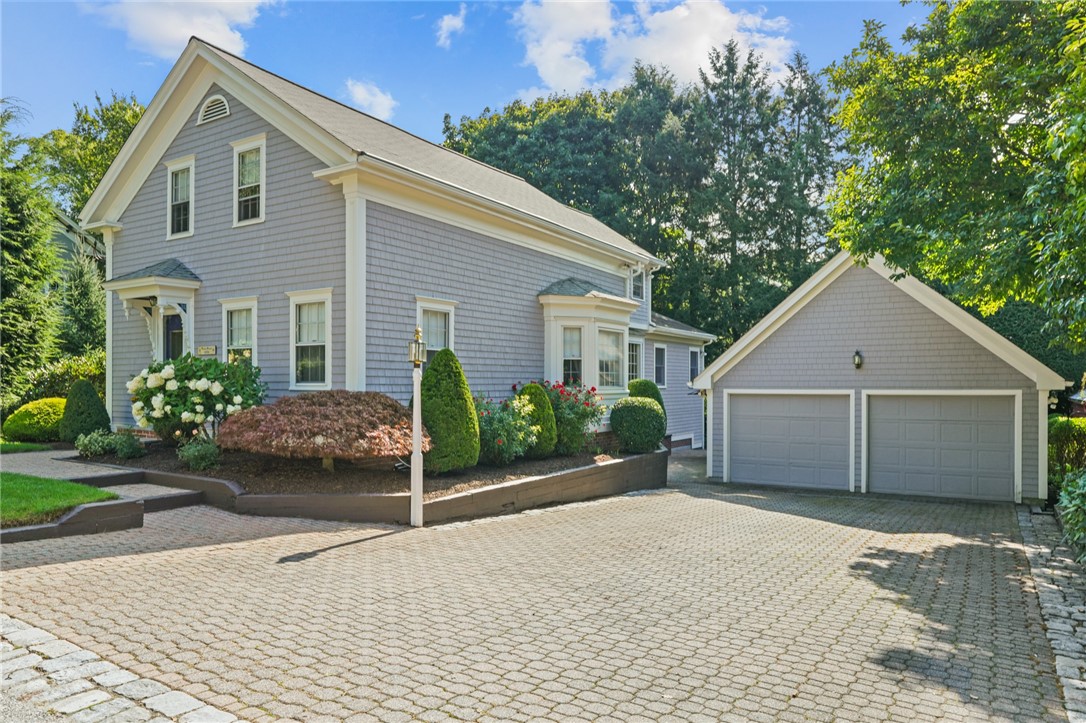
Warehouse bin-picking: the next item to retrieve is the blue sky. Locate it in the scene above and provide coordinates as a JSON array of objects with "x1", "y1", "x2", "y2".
[{"x1": 2, "y1": 1, "x2": 924, "y2": 144}]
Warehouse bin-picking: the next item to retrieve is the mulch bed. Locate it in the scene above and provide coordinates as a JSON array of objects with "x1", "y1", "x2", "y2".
[{"x1": 98, "y1": 443, "x2": 625, "y2": 499}]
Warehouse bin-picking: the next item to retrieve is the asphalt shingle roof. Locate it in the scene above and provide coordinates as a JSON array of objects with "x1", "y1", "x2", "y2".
[
  {"x1": 538, "y1": 278, "x2": 611, "y2": 297},
  {"x1": 651, "y1": 312, "x2": 711, "y2": 336},
  {"x1": 199, "y1": 39, "x2": 654, "y2": 263},
  {"x1": 108, "y1": 258, "x2": 200, "y2": 283}
]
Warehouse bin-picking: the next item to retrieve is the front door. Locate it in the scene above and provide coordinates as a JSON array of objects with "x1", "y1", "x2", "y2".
[{"x1": 163, "y1": 313, "x2": 184, "y2": 360}]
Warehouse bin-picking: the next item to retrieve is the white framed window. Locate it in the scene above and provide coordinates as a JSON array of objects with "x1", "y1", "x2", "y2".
[
  {"x1": 562, "y1": 327, "x2": 583, "y2": 386},
  {"x1": 630, "y1": 270, "x2": 645, "y2": 300},
  {"x1": 164, "y1": 155, "x2": 194, "y2": 239},
  {"x1": 231, "y1": 134, "x2": 266, "y2": 227},
  {"x1": 286, "y1": 288, "x2": 332, "y2": 390},
  {"x1": 598, "y1": 329, "x2": 625, "y2": 388},
  {"x1": 219, "y1": 296, "x2": 258, "y2": 365},
  {"x1": 654, "y1": 345, "x2": 667, "y2": 388},
  {"x1": 628, "y1": 340, "x2": 643, "y2": 382},
  {"x1": 416, "y1": 296, "x2": 458, "y2": 365},
  {"x1": 197, "y1": 95, "x2": 230, "y2": 125},
  {"x1": 689, "y1": 348, "x2": 701, "y2": 382}
]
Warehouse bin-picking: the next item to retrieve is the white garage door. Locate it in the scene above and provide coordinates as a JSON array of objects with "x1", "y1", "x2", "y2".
[
  {"x1": 868, "y1": 395, "x2": 1014, "y2": 502},
  {"x1": 729, "y1": 395, "x2": 850, "y2": 490}
]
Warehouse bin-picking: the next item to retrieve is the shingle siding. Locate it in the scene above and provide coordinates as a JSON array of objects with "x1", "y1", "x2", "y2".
[
  {"x1": 645, "y1": 340, "x2": 704, "y2": 447},
  {"x1": 365, "y1": 203, "x2": 626, "y2": 402},
  {"x1": 110, "y1": 86, "x2": 346, "y2": 425},
  {"x1": 709, "y1": 265, "x2": 1040, "y2": 498}
]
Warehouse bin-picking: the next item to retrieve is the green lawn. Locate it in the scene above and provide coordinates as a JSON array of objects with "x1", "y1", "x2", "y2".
[
  {"x1": 0, "y1": 473, "x2": 118, "y2": 528},
  {"x1": 0, "y1": 442, "x2": 51, "y2": 454}
]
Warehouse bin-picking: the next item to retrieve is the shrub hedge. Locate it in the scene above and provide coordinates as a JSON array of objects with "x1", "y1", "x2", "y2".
[
  {"x1": 59, "y1": 379, "x2": 111, "y2": 442},
  {"x1": 628, "y1": 378, "x2": 666, "y2": 427},
  {"x1": 1058, "y1": 469, "x2": 1086, "y2": 563},
  {"x1": 1050, "y1": 415, "x2": 1086, "y2": 483},
  {"x1": 421, "y1": 349, "x2": 479, "y2": 473},
  {"x1": 610, "y1": 396, "x2": 667, "y2": 453},
  {"x1": 517, "y1": 383, "x2": 557, "y2": 458},
  {"x1": 2, "y1": 398, "x2": 66, "y2": 442}
]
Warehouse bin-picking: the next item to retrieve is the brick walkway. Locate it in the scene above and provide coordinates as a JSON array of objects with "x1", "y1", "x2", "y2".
[{"x1": 0, "y1": 455, "x2": 1069, "y2": 721}]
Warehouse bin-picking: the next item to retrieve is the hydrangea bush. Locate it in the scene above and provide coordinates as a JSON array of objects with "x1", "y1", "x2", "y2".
[
  {"x1": 127, "y1": 355, "x2": 266, "y2": 442},
  {"x1": 475, "y1": 395, "x2": 539, "y2": 466}
]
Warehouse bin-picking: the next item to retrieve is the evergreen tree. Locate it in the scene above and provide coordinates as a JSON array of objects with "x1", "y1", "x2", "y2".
[
  {"x1": 1, "y1": 101, "x2": 62, "y2": 412},
  {"x1": 59, "y1": 252, "x2": 106, "y2": 355}
]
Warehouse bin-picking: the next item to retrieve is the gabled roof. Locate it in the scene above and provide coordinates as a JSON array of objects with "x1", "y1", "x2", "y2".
[
  {"x1": 693, "y1": 251, "x2": 1068, "y2": 391},
  {"x1": 538, "y1": 278, "x2": 608, "y2": 297},
  {"x1": 107, "y1": 258, "x2": 200, "y2": 283},
  {"x1": 82, "y1": 37, "x2": 658, "y2": 268}
]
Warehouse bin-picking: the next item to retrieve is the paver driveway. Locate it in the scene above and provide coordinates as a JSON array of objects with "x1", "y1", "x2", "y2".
[{"x1": 1, "y1": 475, "x2": 1065, "y2": 722}]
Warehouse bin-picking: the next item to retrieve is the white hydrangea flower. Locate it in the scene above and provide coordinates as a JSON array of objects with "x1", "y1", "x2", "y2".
[
  {"x1": 195, "y1": 378, "x2": 211, "y2": 392},
  {"x1": 131, "y1": 405, "x2": 144, "y2": 419},
  {"x1": 137, "y1": 417, "x2": 152, "y2": 429},
  {"x1": 210, "y1": 381, "x2": 224, "y2": 396},
  {"x1": 165, "y1": 379, "x2": 179, "y2": 391},
  {"x1": 126, "y1": 377, "x2": 144, "y2": 393},
  {"x1": 140, "y1": 368, "x2": 149, "y2": 379},
  {"x1": 181, "y1": 412, "x2": 195, "y2": 423},
  {"x1": 164, "y1": 405, "x2": 172, "y2": 414},
  {"x1": 151, "y1": 409, "x2": 164, "y2": 419},
  {"x1": 187, "y1": 380, "x2": 198, "y2": 390},
  {"x1": 225, "y1": 404, "x2": 238, "y2": 415},
  {"x1": 151, "y1": 394, "x2": 165, "y2": 410},
  {"x1": 132, "y1": 401, "x2": 144, "y2": 411},
  {"x1": 146, "y1": 373, "x2": 164, "y2": 389},
  {"x1": 194, "y1": 413, "x2": 206, "y2": 424},
  {"x1": 232, "y1": 395, "x2": 243, "y2": 405},
  {"x1": 160, "y1": 365, "x2": 175, "y2": 380},
  {"x1": 215, "y1": 403, "x2": 224, "y2": 412},
  {"x1": 195, "y1": 405, "x2": 204, "y2": 413}
]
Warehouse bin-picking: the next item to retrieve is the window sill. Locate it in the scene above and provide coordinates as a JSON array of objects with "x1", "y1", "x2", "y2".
[
  {"x1": 289, "y1": 382, "x2": 331, "y2": 391},
  {"x1": 166, "y1": 231, "x2": 194, "y2": 241},
  {"x1": 233, "y1": 217, "x2": 265, "y2": 229}
]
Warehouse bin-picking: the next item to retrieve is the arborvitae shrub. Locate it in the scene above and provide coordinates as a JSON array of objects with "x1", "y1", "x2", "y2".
[
  {"x1": 421, "y1": 349, "x2": 479, "y2": 474},
  {"x1": 59, "y1": 379, "x2": 111, "y2": 442}
]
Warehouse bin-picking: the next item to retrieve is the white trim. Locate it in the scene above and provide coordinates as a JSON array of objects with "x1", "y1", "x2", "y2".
[
  {"x1": 720, "y1": 390, "x2": 856, "y2": 489},
  {"x1": 416, "y1": 296, "x2": 458, "y2": 354},
  {"x1": 231, "y1": 133, "x2": 266, "y2": 228},
  {"x1": 653, "y1": 344, "x2": 667, "y2": 388},
  {"x1": 286, "y1": 288, "x2": 333, "y2": 391},
  {"x1": 219, "y1": 296, "x2": 258, "y2": 365},
  {"x1": 720, "y1": 392, "x2": 729, "y2": 481},
  {"x1": 705, "y1": 388, "x2": 714, "y2": 478},
  {"x1": 861, "y1": 389, "x2": 1024, "y2": 503},
  {"x1": 342, "y1": 179, "x2": 367, "y2": 390},
  {"x1": 196, "y1": 94, "x2": 230, "y2": 124},
  {"x1": 164, "y1": 155, "x2": 195, "y2": 240},
  {"x1": 1039, "y1": 390, "x2": 1049, "y2": 502},
  {"x1": 103, "y1": 229, "x2": 115, "y2": 428},
  {"x1": 596, "y1": 324, "x2": 627, "y2": 391},
  {"x1": 694, "y1": 251, "x2": 1067, "y2": 391}
]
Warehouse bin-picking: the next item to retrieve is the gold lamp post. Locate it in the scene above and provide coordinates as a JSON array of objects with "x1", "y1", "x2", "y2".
[{"x1": 409, "y1": 327, "x2": 427, "y2": 527}]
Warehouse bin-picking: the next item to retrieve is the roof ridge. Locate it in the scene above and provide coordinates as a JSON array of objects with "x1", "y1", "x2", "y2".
[{"x1": 190, "y1": 36, "x2": 528, "y2": 183}]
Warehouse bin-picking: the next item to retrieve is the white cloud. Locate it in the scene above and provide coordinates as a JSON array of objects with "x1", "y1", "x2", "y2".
[
  {"x1": 84, "y1": 1, "x2": 276, "y2": 60},
  {"x1": 512, "y1": 0, "x2": 793, "y2": 96},
  {"x1": 344, "y1": 78, "x2": 398, "y2": 121},
  {"x1": 436, "y1": 3, "x2": 468, "y2": 49}
]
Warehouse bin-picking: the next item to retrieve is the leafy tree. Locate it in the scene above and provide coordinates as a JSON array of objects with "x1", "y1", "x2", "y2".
[
  {"x1": 828, "y1": 0, "x2": 1085, "y2": 346},
  {"x1": 33, "y1": 91, "x2": 144, "y2": 217},
  {"x1": 59, "y1": 252, "x2": 105, "y2": 355},
  {"x1": 1, "y1": 100, "x2": 62, "y2": 414}
]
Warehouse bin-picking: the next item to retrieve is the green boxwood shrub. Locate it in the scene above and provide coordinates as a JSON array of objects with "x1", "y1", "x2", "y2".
[
  {"x1": 2, "y1": 398, "x2": 66, "y2": 442},
  {"x1": 177, "y1": 438, "x2": 220, "y2": 471},
  {"x1": 112, "y1": 430, "x2": 146, "y2": 459},
  {"x1": 628, "y1": 378, "x2": 666, "y2": 427},
  {"x1": 421, "y1": 349, "x2": 479, "y2": 473},
  {"x1": 610, "y1": 396, "x2": 666, "y2": 453},
  {"x1": 59, "y1": 379, "x2": 111, "y2": 442},
  {"x1": 517, "y1": 383, "x2": 557, "y2": 458},
  {"x1": 75, "y1": 430, "x2": 115, "y2": 458}
]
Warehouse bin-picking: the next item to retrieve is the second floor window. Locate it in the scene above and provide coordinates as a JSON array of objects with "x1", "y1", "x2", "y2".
[
  {"x1": 170, "y1": 168, "x2": 191, "y2": 235},
  {"x1": 631, "y1": 270, "x2": 644, "y2": 300},
  {"x1": 237, "y1": 148, "x2": 261, "y2": 222}
]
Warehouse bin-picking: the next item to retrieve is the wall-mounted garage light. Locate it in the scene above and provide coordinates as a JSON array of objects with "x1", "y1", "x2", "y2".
[{"x1": 853, "y1": 350, "x2": 864, "y2": 369}]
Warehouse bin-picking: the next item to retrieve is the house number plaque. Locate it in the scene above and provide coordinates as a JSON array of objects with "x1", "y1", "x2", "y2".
[{"x1": 196, "y1": 345, "x2": 217, "y2": 356}]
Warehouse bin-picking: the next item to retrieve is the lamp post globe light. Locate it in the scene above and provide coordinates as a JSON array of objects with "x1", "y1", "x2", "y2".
[{"x1": 409, "y1": 327, "x2": 426, "y2": 527}]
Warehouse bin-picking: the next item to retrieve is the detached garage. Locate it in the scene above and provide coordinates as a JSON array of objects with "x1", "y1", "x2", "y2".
[{"x1": 694, "y1": 252, "x2": 1068, "y2": 503}]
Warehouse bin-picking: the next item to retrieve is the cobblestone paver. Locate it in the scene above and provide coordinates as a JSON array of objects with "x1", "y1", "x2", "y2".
[
  {"x1": 1, "y1": 472, "x2": 1069, "y2": 721},
  {"x1": 1019, "y1": 506, "x2": 1086, "y2": 722}
]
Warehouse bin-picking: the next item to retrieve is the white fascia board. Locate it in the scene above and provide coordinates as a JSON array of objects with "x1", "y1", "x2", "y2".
[
  {"x1": 314, "y1": 157, "x2": 661, "y2": 271},
  {"x1": 645, "y1": 326, "x2": 716, "y2": 344},
  {"x1": 865, "y1": 257, "x2": 1067, "y2": 390},
  {"x1": 82, "y1": 41, "x2": 354, "y2": 226},
  {"x1": 693, "y1": 250, "x2": 854, "y2": 389},
  {"x1": 103, "y1": 277, "x2": 202, "y2": 296}
]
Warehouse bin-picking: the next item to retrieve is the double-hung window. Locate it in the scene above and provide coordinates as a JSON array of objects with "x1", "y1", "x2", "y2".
[
  {"x1": 628, "y1": 341, "x2": 643, "y2": 382},
  {"x1": 220, "y1": 297, "x2": 257, "y2": 364},
  {"x1": 631, "y1": 270, "x2": 645, "y2": 300},
  {"x1": 287, "y1": 289, "x2": 331, "y2": 389},
  {"x1": 562, "y1": 328, "x2": 582, "y2": 386},
  {"x1": 689, "y1": 349, "x2": 701, "y2": 382},
  {"x1": 165, "y1": 156, "x2": 194, "y2": 239},
  {"x1": 654, "y1": 345, "x2": 667, "y2": 387},
  {"x1": 598, "y1": 330, "x2": 624, "y2": 388},
  {"x1": 416, "y1": 297, "x2": 457, "y2": 365},
  {"x1": 231, "y1": 134, "x2": 266, "y2": 226}
]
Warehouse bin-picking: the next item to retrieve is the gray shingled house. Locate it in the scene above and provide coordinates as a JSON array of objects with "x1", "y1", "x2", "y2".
[
  {"x1": 83, "y1": 37, "x2": 712, "y2": 447},
  {"x1": 693, "y1": 251, "x2": 1068, "y2": 503}
]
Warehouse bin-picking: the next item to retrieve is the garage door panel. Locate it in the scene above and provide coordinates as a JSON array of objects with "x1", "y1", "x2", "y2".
[
  {"x1": 729, "y1": 394, "x2": 850, "y2": 490},
  {"x1": 868, "y1": 395, "x2": 1015, "y2": 502}
]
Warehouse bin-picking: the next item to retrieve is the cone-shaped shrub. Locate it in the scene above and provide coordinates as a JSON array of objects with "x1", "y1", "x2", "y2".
[
  {"x1": 610, "y1": 396, "x2": 666, "y2": 453},
  {"x1": 421, "y1": 348, "x2": 479, "y2": 473},
  {"x1": 517, "y1": 383, "x2": 557, "y2": 458},
  {"x1": 628, "y1": 378, "x2": 666, "y2": 427},
  {"x1": 59, "y1": 379, "x2": 111, "y2": 442},
  {"x1": 2, "y1": 398, "x2": 66, "y2": 442}
]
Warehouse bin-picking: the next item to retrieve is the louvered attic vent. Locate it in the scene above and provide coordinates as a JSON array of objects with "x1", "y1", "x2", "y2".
[{"x1": 197, "y1": 95, "x2": 230, "y2": 125}]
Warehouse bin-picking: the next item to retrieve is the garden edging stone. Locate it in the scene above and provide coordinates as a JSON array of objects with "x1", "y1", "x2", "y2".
[{"x1": 0, "y1": 499, "x2": 143, "y2": 544}]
